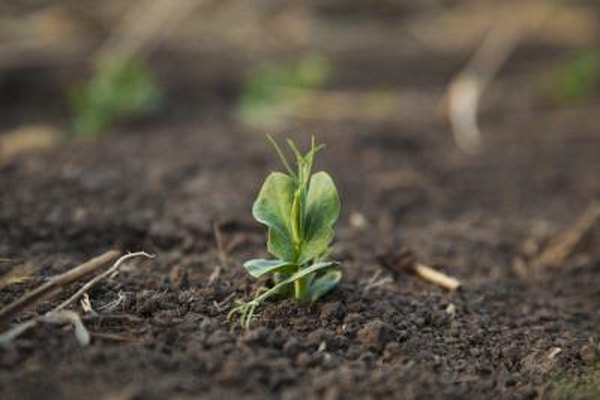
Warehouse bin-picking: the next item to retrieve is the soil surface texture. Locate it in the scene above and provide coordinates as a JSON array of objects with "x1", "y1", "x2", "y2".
[{"x1": 1, "y1": 116, "x2": 599, "y2": 399}]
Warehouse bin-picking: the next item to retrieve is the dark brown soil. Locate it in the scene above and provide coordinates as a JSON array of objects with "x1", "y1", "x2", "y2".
[
  {"x1": 1, "y1": 113, "x2": 599, "y2": 399},
  {"x1": 1, "y1": 4, "x2": 600, "y2": 397}
]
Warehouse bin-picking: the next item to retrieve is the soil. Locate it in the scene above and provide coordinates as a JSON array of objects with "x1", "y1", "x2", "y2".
[
  {"x1": 1, "y1": 113, "x2": 599, "y2": 399},
  {"x1": 1, "y1": 6, "x2": 600, "y2": 400}
]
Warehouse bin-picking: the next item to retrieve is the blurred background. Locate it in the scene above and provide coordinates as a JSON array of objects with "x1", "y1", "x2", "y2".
[{"x1": 0, "y1": 0, "x2": 598, "y2": 155}]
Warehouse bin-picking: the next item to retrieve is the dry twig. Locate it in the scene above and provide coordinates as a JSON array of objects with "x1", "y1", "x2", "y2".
[
  {"x1": 0, "y1": 124, "x2": 61, "y2": 165},
  {"x1": 0, "y1": 251, "x2": 153, "y2": 347},
  {"x1": 80, "y1": 293, "x2": 97, "y2": 315},
  {"x1": 532, "y1": 204, "x2": 600, "y2": 269},
  {"x1": 378, "y1": 249, "x2": 462, "y2": 291},
  {"x1": 40, "y1": 310, "x2": 90, "y2": 346},
  {"x1": 446, "y1": 22, "x2": 522, "y2": 154},
  {"x1": 208, "y1": 266, "x2": 222, "y2": 287},
  {"x1": 0, "y1": 262, "x2": 36, "y2": 290},
  {"x1": 414, "y1": 263, "x2": 461, "y2": 291},
  {"x1": 213, "y1": 222, "x2": 228, "y2": 265},
  {"x1": 53, "y1": 251, "x2": 154, "y2": 312},
  {"x1": 443, "y1": 5, "x2": 553, "y2": 154},
  {"x1": 0, "y1": 250, "x2": 121, "y2": 325}
]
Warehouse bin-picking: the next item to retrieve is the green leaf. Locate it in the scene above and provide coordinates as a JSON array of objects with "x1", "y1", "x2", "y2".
[
  {"x1": 299, "y1": 171, "x2": 340, "y2": 264},
  {"x1": 253, "y1": 261, "x2": 339, "y2": 304},
  {"x1": 268, "y1": 229, "x2": 297, "y2": 262},
  {"x1": 252, "y1": 172, "x2": 298, "y2": 261},
  {"x1": 243, "y1": 259, "x2": 294, "y2": 278},
  {"x1": 308, "y1": 269, "x2": 341, "y2": 302}
]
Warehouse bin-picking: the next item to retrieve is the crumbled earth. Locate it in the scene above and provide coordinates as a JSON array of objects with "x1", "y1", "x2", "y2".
[{"x1": 1, "y1": 112, "x2": 599, "y2": 399}]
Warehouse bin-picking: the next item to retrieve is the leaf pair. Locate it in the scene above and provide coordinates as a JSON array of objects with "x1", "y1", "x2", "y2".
[{"x1": 252, "y1": 142, "x2": 340, "y2": 264}]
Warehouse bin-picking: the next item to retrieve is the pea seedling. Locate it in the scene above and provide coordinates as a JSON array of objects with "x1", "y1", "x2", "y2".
[{"x1": 229, "y1": 136, "x2": 341, "y2": 328}]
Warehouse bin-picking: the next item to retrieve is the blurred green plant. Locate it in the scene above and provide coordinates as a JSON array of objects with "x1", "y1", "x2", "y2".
[
  {"x1": 548, "y1": 342, "x2": 600, "y2": 400},
  {"x1": 71, "y1": 57, "x2": 161, "y2": 137},
  {"x1": 546, "y1": 48, "x2": 600, "y2": 105},
  {"x1": 238, "y1": 55, "x2": 331, "y2": 128},
  {"x1": 551, "y1": 366, "x2": 600, "y2": 400}
]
